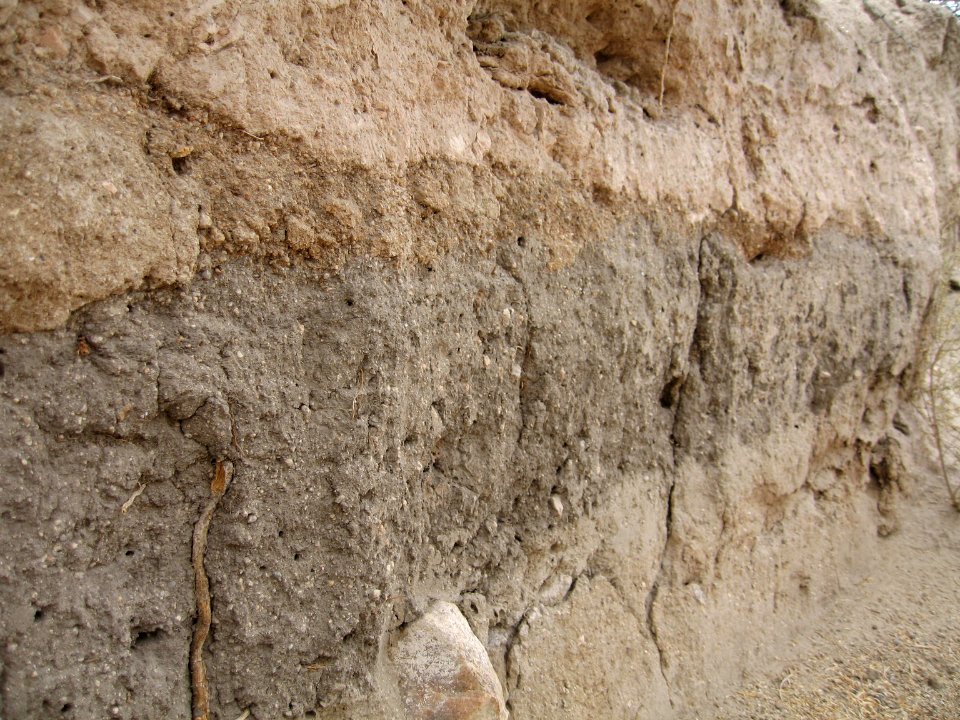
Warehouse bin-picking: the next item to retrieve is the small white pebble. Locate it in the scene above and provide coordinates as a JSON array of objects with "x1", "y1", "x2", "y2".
[{"x1": 247, "y1": 514, "x2": 258, "y2": 524}]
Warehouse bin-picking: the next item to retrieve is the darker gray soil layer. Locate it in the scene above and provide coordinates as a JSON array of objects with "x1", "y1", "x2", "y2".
[{"x1": 0, "y1": 221, "x2": 931, "y2": 718}]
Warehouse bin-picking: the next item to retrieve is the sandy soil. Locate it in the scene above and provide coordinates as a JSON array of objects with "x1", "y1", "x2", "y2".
[{"x1": 694, "y1": 443, "x2": 960, "y2": 720}]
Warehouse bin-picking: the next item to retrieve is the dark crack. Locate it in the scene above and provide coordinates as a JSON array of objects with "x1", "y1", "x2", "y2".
[
  {"x1": 644, "y1": 478, "x2": 675, "y2": 703},
  {"x1": 643, "y1": 234, "x2": 709, "y2": 701},
  {"x1": 501, "y1": 569, "x2": 586, "y2": 707}
]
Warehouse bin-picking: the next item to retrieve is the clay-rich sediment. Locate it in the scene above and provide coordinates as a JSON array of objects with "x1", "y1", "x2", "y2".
[
  {"x1": 1, "y1": 1, "x2": 959, "y2": 718},
  {"x1": 0, "y1": 225, "x2": 936, "y2": 718}
]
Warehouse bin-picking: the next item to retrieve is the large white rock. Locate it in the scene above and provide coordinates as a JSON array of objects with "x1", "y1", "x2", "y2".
[{"x1": 389, "y1": 601, "x2": 508, "y2": 720}]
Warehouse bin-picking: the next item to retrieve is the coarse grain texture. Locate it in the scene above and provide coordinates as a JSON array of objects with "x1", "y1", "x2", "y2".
[{"x1": 1, "y1": 1, "x2": 959, "y2": 719}]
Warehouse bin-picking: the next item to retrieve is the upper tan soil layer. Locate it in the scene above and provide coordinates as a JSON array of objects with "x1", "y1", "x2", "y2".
[
  {"x1": 1, "y1": 0, "x2": 957, "y2": 332},
  {"x1": 2, "y1": 2, "x2": 960, "y2": 720}
]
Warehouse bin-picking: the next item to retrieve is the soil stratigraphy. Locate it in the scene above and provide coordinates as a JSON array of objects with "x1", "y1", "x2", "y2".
[{"x1": 1, "y1": 1, "x2": 959, "y2": 719}]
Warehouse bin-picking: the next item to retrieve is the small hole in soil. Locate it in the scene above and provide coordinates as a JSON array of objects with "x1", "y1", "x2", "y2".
[
  {"x1": 595, "y1": 50, "x2": 616, "y2": 65},
  {"x1": 278, "y1": 530, "x2": 284, "y2": 538},
  {"x1": 529, "y1": 88, "x2": 563, "y2": 105},
  {"x1": 61, "y1": 704, "x2": 73, "y2": 713},
  {"x1": 132, "y1": 627, "x2": 165, "y2": 648},
  {"x1": 171, "y1": 156, "x2": 189, "y2": 175},
  {"x1": 517, "y1": 236, "x2": 526, "y2": 248},
  {"x1": 660, "y1": 377, "x2": 682, "y2": 409},
  {"x1": 124, "y1": 549, "x2": 135, "y2": 557},
  {"x1": 345, "y1": 298, "x2": 354, "y2": 307},
  {"x1": 33, "y1": 608, "x2": 44, "y2": 622},
  {"x1": 268, "y1": 70, "x2": 277, "y2": 79}
]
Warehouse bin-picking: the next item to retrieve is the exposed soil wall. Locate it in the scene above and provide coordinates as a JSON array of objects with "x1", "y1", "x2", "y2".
[{"x1": 1, "y1": 1, "x2": 959, "y2": 718}]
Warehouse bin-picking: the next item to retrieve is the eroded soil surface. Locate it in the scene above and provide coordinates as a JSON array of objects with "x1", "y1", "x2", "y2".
[{"x1": 701, "y1": 448, "x2": 960, "y2": 720}]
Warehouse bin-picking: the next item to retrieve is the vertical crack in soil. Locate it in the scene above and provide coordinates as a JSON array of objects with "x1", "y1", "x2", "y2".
[
  {"x1": 645, "y1": 479, "x2": 676, "y2": 705},
  {"x1": 190, "y1": 458, "x2": 234, "y2": 720},
  {"x1": 645, "y1": 235, "x2": 709, "y2": 702}
]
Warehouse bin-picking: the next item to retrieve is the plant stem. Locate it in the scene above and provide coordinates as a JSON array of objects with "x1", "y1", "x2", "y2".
[
  {"x1": 928, "y1": 355, "x2": 960, "y2": 511},
  {"x1": 659, "y1": 0, "x2": 680, "y2": 108}
]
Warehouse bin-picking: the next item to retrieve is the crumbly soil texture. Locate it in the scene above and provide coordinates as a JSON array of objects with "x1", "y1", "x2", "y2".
[{"x1": 1, "y1": 1, "x2": 960, "y2": 719}]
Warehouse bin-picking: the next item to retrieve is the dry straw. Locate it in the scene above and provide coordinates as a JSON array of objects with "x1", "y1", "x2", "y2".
[{"x1": 918, "y1": 242, "x2": 960, "y2": 512}]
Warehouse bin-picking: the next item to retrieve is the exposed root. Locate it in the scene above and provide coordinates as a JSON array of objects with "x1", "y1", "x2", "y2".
[
  {"x1": 191, "y1": 459, "x2": 234, "y2": 720},
  {"x1": 120, "y1": 483, "x2": 146, "y2": 514},
  {"x1": 659, "y1": 0, "x2": 681, "y2": 108},
  {"x1": 926, "y1": 351, "x2": 960, "y2": 512}
]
